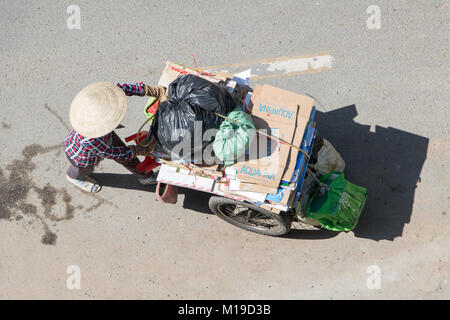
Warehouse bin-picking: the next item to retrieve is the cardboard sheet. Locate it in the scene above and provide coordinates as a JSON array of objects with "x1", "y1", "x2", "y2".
[
  {"x1": 228, "y1": 179, "x2": 278, "y2": 194},
  {"x1": 281, "y1": 94, "x2": 315, "y2": 180},
  {"x1": 158, "y1": 61, "x2": 230, "y2": 87},
  {"x1": 157, "y1": 165, "x2": 215, "y2": 192},
  {"x1": 232, "y1": 84, "x2": 313, "y2": 187}
]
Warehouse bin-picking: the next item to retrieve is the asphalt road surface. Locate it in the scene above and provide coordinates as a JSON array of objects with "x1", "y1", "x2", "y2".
[{"x1": 0, "y1": 0, "x2": 448, "y2": 299}]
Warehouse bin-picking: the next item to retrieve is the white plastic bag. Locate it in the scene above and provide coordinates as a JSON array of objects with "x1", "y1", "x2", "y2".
[{"x1": 314, "y1": 139, "x2": 345, "y2": 176}]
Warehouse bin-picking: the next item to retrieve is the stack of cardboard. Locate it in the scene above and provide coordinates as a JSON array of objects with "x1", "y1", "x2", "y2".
[
  {"x1": 217, "y1": 84, "x2": 315, "y2": 212},
  {"x1": 155, "y1": 63, "x2": 315, "y2": 212},
  {"x1": 156, "y1": 161, "x2": 249, "y2": 202}
]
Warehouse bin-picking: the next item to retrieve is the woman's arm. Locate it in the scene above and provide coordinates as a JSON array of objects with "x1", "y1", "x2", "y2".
[
  {"x1": 114, "y1": 82, "x2": 167, "y2": 100},
  {"x1": 115, "y1": 82, "x2": 146, "y2": 96}
]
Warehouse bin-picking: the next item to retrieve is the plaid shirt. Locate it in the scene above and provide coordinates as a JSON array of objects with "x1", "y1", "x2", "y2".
[{"x1": 64, "y1": 82, "x2": 145, "y2": 168}]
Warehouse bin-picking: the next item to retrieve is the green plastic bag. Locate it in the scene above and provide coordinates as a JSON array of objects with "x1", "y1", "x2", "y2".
[
  {"x1": 307, "y1": 172, "x2": 368, "y2": 232},
  {"x1": 213, "y1": 107, "x2": 256, "y2": 166},
  {"x1": 144, "y1": 96, "x2": 158, "y2": 125}
]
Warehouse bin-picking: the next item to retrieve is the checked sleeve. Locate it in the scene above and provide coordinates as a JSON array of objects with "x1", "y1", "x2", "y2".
[
  {"x1": 115, "y1": 82, "x2": 146, "y2": 96},
  {"x1": 83, "y1": 136, "x2": 134, "y2": 160}
]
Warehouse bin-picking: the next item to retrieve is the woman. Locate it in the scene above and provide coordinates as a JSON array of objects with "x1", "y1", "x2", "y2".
[{"x1": 64, "y1": 81, "x2": 167, "y2": 193}]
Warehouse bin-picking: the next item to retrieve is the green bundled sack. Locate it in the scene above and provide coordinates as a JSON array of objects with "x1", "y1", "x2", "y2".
[
  {"x1": 307, "y1": 172, "x2": 368, "y2": 232},
  {"x1": 213, "y1": 107, "x2": 256, "y2": 166}
]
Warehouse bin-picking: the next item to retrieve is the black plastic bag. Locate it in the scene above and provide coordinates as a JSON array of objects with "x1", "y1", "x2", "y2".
[{"x1": 152, "y1": 74, "x2": 236, "y2": 160}]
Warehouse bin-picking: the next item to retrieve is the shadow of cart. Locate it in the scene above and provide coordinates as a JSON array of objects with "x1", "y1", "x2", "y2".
[{"x1": 313, "y1": 104, "x2": 429, "y2": 241}]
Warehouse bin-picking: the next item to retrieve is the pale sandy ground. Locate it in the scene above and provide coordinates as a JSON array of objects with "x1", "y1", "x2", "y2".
[{"x1": 0, "y1": 1, "x2": 448, "y2": 299}]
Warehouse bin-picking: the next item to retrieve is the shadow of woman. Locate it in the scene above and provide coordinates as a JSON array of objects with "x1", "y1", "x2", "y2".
[{"x1": 92, "y1": 172, "x2": 213, "y2": 214}]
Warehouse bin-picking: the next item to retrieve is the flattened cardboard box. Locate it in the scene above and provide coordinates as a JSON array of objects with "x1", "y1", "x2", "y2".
[
  {"x1": 281, "y1": 94, "x2": 314, "y2": 181},
  {"x1": 217, "y1": 179, "x2": 267, "y2": 203},
  {"x1": 158, "y1": 61, "x2": 230, "y2": 87},
  {"x1": 157, "y1": 165, "x2": 215, "y2": 191},
  {"x1": 228, "y1": 180, "x2": 278, "y2": 194},
  {"x1": 232, "y1": 84, "x2": 301, "y2": 187}
]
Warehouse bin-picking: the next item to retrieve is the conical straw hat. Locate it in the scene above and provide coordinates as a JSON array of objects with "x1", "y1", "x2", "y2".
[{"x1": 69, "y1": 82, "x2": 127, "y2": 138}]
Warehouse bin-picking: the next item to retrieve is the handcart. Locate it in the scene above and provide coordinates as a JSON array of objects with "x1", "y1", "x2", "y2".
[
  {"x1": 130, "y1": 65, "x2": 366, "y2": 236},
  {"x1": 132, "y1": 102, "x2": 321, "y2": 237}
]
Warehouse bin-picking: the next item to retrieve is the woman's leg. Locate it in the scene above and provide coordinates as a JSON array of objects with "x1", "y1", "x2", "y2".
[
  {"x1": 66, "y1": 160, "x2": 101, "y2": 193},
  {"x1": 67, "y1": 162, "x2": 95, "y2": 179}
]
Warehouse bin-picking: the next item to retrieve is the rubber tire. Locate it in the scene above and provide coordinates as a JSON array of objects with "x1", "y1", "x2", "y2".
[{"x1": 208, "y1": 196, "x2": 292, "y2": 236}]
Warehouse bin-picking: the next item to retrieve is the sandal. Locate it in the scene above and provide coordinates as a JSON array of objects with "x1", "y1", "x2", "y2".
[{"x1": 66, "y1": 175, "x2": 102, "y2": 193}]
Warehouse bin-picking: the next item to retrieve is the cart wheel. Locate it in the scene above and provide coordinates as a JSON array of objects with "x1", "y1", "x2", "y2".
[{"x1": 208, "y1": 196, "x2": 292, "y2": 236}]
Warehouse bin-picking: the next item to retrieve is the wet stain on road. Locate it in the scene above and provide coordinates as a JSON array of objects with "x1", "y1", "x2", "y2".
[
  {"x1": 43, "y1": 103, "x2": 70, "y2": 131},
  {"x1": 0, "y1": 143, "x2": 110, "y2": 245},
  {"x1": 41, "y1": 229, "x2": 58, "y2": 245}
]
